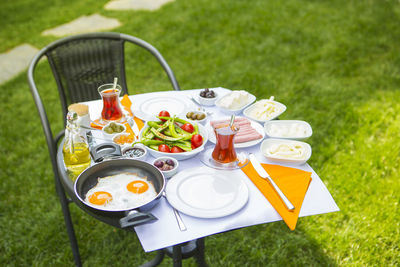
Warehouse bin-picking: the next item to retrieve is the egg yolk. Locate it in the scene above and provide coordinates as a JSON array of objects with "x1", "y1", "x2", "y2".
[
  {"x1": 127, "y1": 180, "x2": 149, "y2": 194},
  {"x1": 88, "y1": 191, "x2": 113, "y2": 205}
]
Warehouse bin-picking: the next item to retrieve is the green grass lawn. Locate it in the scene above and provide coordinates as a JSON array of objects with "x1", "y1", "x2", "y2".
[{"x1": 1, "y1": 0, "x2": 400, "y2": 266}]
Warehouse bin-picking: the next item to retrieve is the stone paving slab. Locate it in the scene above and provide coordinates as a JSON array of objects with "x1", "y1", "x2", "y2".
[
  {"x1": 0, "y1": 44, "x2": 39, "y2": 85},
  {"x1": 41, "y1": 14, "x2": 121, "y2": 37},
  {"x1": 105, "y1": 0, "x2": 175, "y2": 11}
]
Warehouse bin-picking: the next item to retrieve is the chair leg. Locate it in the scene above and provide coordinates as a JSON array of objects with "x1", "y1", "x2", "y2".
[
  {"x1": 54, "y1": 175, "x2": 82, "y2": 267},
  {"x1": 139, "y1": 250, "x2": 165, "y2": 267}
]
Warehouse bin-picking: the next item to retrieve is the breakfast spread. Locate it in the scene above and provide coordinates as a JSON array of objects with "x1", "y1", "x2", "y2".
[
  {"x1": 218, "y1": 90, "x2": 251, "y2": 110},
  {"x1": 84, "y1": 172, "x2": 157, "y2": 210},
  {"x1": 246, "y1": 96, "x2": 285, "y2": 121}
]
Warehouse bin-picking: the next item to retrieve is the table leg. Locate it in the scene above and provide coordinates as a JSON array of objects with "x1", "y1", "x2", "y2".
[
  {"x1": 194, "y1": 238, "x2": 208, "y2": 267},
  {"x1": 172, "y1": 244, "x2": 183, "y2": 267}
]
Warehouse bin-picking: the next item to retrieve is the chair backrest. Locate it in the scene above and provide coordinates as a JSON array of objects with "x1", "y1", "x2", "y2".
[
  {"x1": 29, "y1": 32, "x2": 180, "y2": 123},
  {"x1": 27, "y1": 32, "x2": 180, "y2": 176}
]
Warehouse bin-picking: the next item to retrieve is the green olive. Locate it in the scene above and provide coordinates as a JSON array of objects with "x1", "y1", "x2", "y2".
[
  {"x1": 197, "y1": 113, "x2": 206, "y2": 120},
  {"x1": 186, "y1": 112, "x2": 194, "y2": 119}
]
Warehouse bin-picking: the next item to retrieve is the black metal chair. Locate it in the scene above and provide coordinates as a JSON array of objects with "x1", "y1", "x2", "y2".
[{"x1": 27, "y1": 32, "x2": 180, "y2": 266}]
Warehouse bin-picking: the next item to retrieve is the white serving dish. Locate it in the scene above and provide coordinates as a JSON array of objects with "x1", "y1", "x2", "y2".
[
  {"x1": 101, "y1": 122, "x2": 126, "y2": 140},
  {"x1": 264, "y1": 120, "x2": 312, "y2": 140},
  {"x1": 152, "y1": 156, "x2": 179, "y2": 179},
  {"x1": 215, "y1": 91, "x2": 256, "y2": 115},
  {"x1": 260, "y1": 138, "x2": 312, "y2": 165},
  {"x1": 140, "y1": 123, "x2": 209, "y2": 161},
  {"x1": 206, "y1": 116, "x2": 265, "y2": 148},
  {"x1": 243, "y1": 99, "x2": 286, "y2": 123}
]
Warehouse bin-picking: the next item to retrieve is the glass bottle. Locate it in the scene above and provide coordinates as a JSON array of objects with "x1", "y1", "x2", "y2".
[{"x1": 62, "y1": 111, "x2": 91, "y2": 180}]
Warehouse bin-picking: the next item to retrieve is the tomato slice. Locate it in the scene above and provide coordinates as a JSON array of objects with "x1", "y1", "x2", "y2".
[
  {"x1": 159, "y1": 110, "x2": 170, "y2": 122},
  {"x1": 158, "y1": 144, "x2": 170, "y2": 153},
  {"x1": 181, "y1": 123, "x2": 194, "y2": 133},
  {"x1": 191, "y1": 134, "x2": 203, "y2": 148},
  {"x1": 171, "y1": 146, "x2": 184, "y2": 153}
]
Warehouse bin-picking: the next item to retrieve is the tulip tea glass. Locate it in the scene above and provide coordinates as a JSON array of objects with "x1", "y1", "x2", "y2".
[
  {"x1": 212, "y1": 124, "x2": 240, "y2": 163},
  {"x1": 98, "y1": 83, "x2": 124, "y2": 123}
]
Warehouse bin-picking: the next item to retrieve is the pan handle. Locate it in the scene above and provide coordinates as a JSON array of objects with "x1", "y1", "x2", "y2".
[{"x1": 119, "y1": 210, "x2": 158, "y2": 228}]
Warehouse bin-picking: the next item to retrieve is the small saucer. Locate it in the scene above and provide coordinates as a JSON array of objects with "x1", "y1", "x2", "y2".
[
  {"x1": 97, "y1": 114, "x2": 127, "y2": 126},
  {"x1": 200, "y1": 147, "x2": 249, "y2": 170}
]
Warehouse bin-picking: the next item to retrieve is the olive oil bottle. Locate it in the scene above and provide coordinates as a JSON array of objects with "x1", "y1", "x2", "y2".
[{"x1": 63, "y1": 111, "x2": 91, "y2": 180}]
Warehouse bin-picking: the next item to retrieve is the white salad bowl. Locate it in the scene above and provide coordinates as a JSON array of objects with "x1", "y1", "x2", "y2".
[{"x1": 139, "y1": 122, "x2": 209, "y2": 161}]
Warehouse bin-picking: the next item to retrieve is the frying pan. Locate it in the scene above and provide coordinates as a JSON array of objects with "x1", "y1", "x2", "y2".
[{"x1": 74, "y1": 158, "x2": 165, "y2": 228}]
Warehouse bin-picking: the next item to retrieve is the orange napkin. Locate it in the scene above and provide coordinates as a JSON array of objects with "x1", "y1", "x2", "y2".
[
  {"x1": 120, "y1": 94, "x2": 144, "y2": 131},
  {"x1": 241, "y1": 163, "x2": 312, "y2": 230}
]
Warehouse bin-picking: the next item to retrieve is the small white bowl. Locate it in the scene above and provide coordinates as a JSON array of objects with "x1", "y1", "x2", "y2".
[
  {"x1": 112, "y1": 133, "x2": 135, "y2": 147},
  {"x1": 260, "y1": 138, "x2": 312, "y2": 165},
  {"x1": 264, "y1": 120, "x2": 312, "y2": 140},
  {"x1": 198, "y1": 91, "x2": 218, "y2": 106},
  {"x1": 122, "y1": 144, "x2": 148, "y2": 161},
  {"x1": 153, "y1": 156, "x2": 179, "y2": 179},
  {"x1": 102, "y1": 122, "x2": 126, "y2": 140},
  {"x1": 215, "y1": 91, "x2": 256, "y2": 115},
  {"x1": 185, "y1": 110, "x2": 207, "y2": 125},
  {"x1": 243, "y1": 100, "x2": 286, "y2": 123}
]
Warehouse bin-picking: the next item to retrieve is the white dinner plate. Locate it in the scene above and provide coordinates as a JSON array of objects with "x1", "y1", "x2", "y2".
[
  {"x1": 206, "y1": 117, "x2": 265, "y2": 148},
  {"x1": 165, "y1": 166, "x2": 249, "y2": 218},
  {"x1": 133, "y1": 96, "x2": 189, "y2": 121}
]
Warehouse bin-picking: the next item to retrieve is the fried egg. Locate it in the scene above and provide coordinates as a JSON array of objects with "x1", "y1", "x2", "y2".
[{"x1": 84, "y1": 172, "x2": 157, "y2": 211}]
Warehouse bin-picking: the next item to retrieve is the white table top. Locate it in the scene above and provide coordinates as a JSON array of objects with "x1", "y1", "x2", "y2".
[{"x1": 85, "y1": 87, "x2": 339, "y2": 252}]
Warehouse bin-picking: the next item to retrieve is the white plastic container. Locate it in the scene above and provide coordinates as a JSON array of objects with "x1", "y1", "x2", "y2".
[
  {"x1": 243, "y1": 99, "x2": 286, "y2": 123},
  {"x1": 260, "y1": 138, "x2": 312, "y2": 165},
  {"x1": 264, "y1": 120, "x2": 312, "y2": 140},
  {"x1": 215, "y1": 91, "x2": 256, "y2": 115}
]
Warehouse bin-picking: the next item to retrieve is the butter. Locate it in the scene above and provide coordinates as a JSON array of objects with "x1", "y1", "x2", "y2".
[
  {"x1": 269, "y1": 123, "x2": 308, "y2": 138},
  {"x1": 247, "y1": 98, "x2": 284, "y2": 121},
  {"x1": 219, "y1": 90, "x2": 251, "y2": 110},
  {"x1": 265, "y1": 143, "x2": 306, "y2": 160}
]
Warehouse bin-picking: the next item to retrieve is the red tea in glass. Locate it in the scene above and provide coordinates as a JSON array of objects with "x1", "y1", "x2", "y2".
[
  {"x1": 98, "y1": 84, "x2": 123, "y2": 122},
  {"x1": 212, "y1": 124, "x2": 239, "y2": 163}
]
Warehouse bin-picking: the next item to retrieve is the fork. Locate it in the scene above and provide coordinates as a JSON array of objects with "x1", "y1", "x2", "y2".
[{"x1": 162, "y1": 191, "x2": 187, "y2": 231}]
